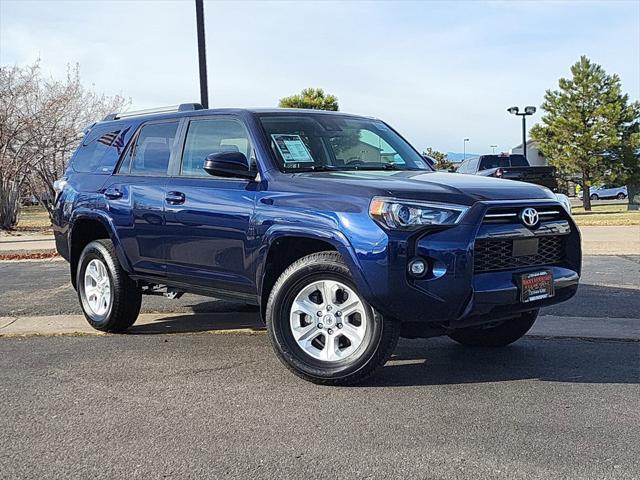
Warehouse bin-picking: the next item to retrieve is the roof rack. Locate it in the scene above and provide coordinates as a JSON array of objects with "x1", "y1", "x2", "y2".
[{"x1": 102, "y1": 103, "x2": 204, "y2": 121}]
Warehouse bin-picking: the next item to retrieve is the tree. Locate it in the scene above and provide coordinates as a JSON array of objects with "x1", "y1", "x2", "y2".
[
  {"x1": 0, "y1": 62, "x2": 128, "y2": 229},
  {"x1": 606, "y1": 105, "x2": 640, "y2": 209},
  {"x1": 531, "y1": 56, "x2": 639, "y2": 210},
  {"x1": 279, "y1": 88, "x2": 339, "y2": 111},
  {"x1": 423, "y1": 147, "x2": 454, "y2": 171}
]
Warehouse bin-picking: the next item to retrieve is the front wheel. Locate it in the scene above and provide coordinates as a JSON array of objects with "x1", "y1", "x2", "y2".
[
  {"x1": 448, "y1": 310, "x2": 538, "y2": 347},
  {"x1": 266, "y1": 251, "x2": 399, "y2": 385},
  {"x1": 590, "y1": 194, "x2": 599, "y2": 200},
  {"x1": 77, "y1": 239, "x2": 142, "y2": 333}
]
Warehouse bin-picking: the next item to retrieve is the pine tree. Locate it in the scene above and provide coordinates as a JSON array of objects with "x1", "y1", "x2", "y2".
[
  {"x1": 531, "y1": 56, "x2": 639, "y2": 210},
  {"x1": 279, "y1": 88, "x2": 339, "y2": 111}
]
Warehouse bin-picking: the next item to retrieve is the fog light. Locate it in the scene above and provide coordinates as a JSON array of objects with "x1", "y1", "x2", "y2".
[{"x1": 408, "y1": 258, "x2": 426, "y2": 277}]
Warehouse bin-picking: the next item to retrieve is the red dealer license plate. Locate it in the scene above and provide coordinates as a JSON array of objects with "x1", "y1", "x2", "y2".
[{"x1": 517, "y1": 270, "x2": 554, "y2": 303}]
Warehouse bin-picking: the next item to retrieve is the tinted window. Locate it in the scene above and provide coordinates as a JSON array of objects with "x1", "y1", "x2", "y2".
[
  {"x1": 72, "y1": 125, "x2": 132, "y2": 173},
  {"x1": 509, "y1": 155, "x2": 528, "y2": 166},
  {"x1": 479, "y1": 154, "x2": 528, "y2": 170},
  {"x1": 129, "y1": 122, "x2": 178, "y2": 176},
  {"x1": 181, "y1": 118, "x2": 252, "y2": 177}
]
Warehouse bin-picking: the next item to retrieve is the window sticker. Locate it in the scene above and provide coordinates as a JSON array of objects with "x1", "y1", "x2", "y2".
[{"x1": 271, "y1": 134, "x2": 314, "y2": 163}]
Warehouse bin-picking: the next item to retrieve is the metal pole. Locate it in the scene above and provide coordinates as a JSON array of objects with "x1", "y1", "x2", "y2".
[
  {"x1": 195, "y1": 0, "x2": 209, "y2": 109},
  {"x1": 521, "y1": 114, "x2": 527, "y2": 162}
]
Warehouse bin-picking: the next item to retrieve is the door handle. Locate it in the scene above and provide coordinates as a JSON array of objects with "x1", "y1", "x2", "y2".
[
  {"x1": 104, "y1": 187, "x2": 123, "y2": 200},
  {"x1": 165, "y1": 191, "x2": 186, "y2": 205}
]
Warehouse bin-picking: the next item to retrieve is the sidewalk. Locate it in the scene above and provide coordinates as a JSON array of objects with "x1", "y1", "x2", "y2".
[
  {"x1": 0, "y1": 312, "x2": 637, "y2": 340},
  {"x1": 0, "y1": 232, "x2": 56, "y2": 255},
  {"x1": 579, "y1": 226, "x2": 640, "y2": 255},
  {"x1": 0, "y1": 312, "x2": 265, "y2": 336}
]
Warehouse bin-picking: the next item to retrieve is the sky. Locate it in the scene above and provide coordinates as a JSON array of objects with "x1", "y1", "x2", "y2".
[{"x1": 1, "y1": 0, "x2": 639, "y2": 155}]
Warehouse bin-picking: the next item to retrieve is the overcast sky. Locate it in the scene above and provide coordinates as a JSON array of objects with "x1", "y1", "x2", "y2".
[{"x1": 1, "y1": 0, "x2": 638, "y2": 154}]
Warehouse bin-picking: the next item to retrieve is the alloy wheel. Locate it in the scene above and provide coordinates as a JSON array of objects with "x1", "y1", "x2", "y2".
[
  {"x1": 289, "y1": 279, "x2": 368, "y2": 362},
  {"x1": 83, "y1": 259, "x2": 112, "y2": 316}
]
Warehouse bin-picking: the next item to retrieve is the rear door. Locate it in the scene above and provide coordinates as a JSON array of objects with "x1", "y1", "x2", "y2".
[
  {"x1": 163, "y1": 115, "x2": 258, "y2": 296},
  {"x1": 104, "y1": 119, "x2": 180, "y2": 277}
]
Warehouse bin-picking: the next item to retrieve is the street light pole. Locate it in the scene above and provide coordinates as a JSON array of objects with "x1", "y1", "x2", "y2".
[
  {"x1": 521, "y1": 115, "x2": 527, "y2": 162},
  {"x1": 463, "y1": 138, "x2": 469, "y2": 161},
  {"x1": 490, "y1": 145, "x2": 498, "y2": 154},
  {"x1": 195, "y1": 0, "x2": 209, "y2": 109},
  {"x1": 507, "y1": 106, "x2": 537, "y2": 162}
]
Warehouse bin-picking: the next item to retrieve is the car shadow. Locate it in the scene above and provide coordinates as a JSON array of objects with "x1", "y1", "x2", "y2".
[
  {"x1": 128, "y1": 311, "x2": 265, "y2": 334},
  {"x1": 361, "y1": 336, "x2": 639, "y2": 387}
]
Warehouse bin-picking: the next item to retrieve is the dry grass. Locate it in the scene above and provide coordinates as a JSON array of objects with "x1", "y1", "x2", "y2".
[
  {"x1": 572, "y1": 203, "x2": 640, "y2": 226},
  {"x1": 17, "y1": 206, "x2": 52, "y2": 231}
]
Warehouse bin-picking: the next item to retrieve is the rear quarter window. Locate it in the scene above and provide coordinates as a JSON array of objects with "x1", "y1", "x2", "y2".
[{"x1": 72, "y1": 124, "x2": 133, "y2": 173}]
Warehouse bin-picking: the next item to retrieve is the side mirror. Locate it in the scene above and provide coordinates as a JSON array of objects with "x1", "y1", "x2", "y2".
[{"x1": 203, "y1": 151, "x2": 255, "y2": 179}]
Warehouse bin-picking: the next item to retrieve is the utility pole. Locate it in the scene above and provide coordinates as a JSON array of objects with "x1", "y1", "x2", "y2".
[{"x1": 195, "y1": 0, "x2": 209, "y2": 108}]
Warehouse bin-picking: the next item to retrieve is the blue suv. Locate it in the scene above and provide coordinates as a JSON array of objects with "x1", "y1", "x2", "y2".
[{"x1": 53, "y1": 104, "x2": 581, "y2": 385}]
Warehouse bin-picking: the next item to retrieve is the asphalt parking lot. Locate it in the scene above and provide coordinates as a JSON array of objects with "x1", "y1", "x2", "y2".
[{"x1": 1, "y1": 256, "x2": 638, "y2": 479}]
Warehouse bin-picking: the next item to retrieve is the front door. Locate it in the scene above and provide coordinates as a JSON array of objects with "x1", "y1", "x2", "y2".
[{"x1": 164, "y1": 116, "x2": 257, "y2": 295}]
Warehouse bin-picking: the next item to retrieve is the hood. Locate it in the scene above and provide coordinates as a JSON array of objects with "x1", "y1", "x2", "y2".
[{"x1": 288, "y1": 170, "x2": 556, "y2": 204}]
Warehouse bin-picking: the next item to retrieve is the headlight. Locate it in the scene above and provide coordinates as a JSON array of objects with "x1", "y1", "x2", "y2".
[
  {"x1": 369, "y1": 197, "x2": 469, "y2": 230},
  {"x1": 554, "y1": 193, "x2": 572, "y2": 215}
]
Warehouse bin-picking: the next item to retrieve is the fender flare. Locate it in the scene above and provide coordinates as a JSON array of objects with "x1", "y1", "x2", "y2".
[
  {"x1": 256, "y1": 225, "x2": 373, "y2": 300},
  {"x1": 68, "y1": 209, "x2": 134, "y2": 276}
]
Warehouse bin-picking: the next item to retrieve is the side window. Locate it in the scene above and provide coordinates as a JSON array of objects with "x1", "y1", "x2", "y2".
[
  {"x1": 457, "y1": 160, "x2": 468, "y2": 173},
  {"x1": 129, "y1": 121, "x2": 179, "y2": 176},
  {"x1": 73, "y1": 125, "x2": 132, "y2": 173},
  {"x1": 180, "y1": 118, "x2": 252, "y2": 177}
]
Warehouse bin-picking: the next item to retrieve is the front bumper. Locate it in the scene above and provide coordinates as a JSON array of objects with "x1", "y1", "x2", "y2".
[{"x1": 356, "y1": 200, "x2": 581, "y2": 328}]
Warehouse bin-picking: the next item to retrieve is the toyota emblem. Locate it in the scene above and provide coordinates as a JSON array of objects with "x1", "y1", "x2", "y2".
[{"x1": 520, "y1": 208, "x2": 539, "y2": 228}]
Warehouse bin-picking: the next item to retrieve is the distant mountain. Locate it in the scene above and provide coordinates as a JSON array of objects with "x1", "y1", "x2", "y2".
[{"x1": 446, "y1": 152, "x2": 480, "y2": 162}]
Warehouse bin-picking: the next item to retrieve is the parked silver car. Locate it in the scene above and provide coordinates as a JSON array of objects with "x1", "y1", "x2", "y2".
[{"x1": 580, "y1": 185, "x2": 627, "y2": 200}]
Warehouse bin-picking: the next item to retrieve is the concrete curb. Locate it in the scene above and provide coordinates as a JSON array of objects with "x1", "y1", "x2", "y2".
[
  {"x1": 0, "y1": 312, "x2": 266, "y2": 337},
  {"x1": 1, "y1": 312, "x2": 637, "y2": 341}
]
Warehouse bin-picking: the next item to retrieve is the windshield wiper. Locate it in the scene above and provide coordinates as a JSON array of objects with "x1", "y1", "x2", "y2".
[
  {"x1": 286, "y1": 165, "x2": 342, "y2": 173},
  {"x1": 349, "y1": 164, "x2": 421, "y2": 171}
]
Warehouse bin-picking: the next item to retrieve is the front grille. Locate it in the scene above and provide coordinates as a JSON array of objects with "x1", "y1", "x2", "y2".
[
  {"x1": 483, "y1": 207, "x2": 563, "y2": 224},
  {"x1": 473, "y1": 236, "x2": 564, "y2": 273}
]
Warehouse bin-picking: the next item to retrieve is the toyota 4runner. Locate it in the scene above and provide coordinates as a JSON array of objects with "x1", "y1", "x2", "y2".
[{"x1": 53, "y1": 104, "x2": 581, "y2": 385}]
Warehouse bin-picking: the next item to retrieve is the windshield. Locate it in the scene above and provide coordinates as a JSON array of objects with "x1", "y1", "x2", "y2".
[
  {"x1": 479, "y1": 154, "x2": 528, "y2": 170},
  {"x1": 258, "y1": 113, "x2": 430, "y2": 172}
]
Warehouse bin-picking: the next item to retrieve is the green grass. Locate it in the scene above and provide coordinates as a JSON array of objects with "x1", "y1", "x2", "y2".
[
  {"x1": 17, "y1": 206, "x2": 52, "y2": 231},
  {"x1": 572, "y1": 203, "x2": 640, "y2": 226}
]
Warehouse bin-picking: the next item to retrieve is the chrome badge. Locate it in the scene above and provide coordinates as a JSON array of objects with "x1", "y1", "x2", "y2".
[{"x1": 520, "y1": 207, "x2": 539, "y2": 228}]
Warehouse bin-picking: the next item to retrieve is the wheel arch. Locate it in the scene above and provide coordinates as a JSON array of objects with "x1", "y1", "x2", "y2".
[
  {"x1": 256, "y1": 227, "x2": 371, "y2": 320},
  {"x1": 68, "y1": 210, "x2": 131, "y2": 289}
]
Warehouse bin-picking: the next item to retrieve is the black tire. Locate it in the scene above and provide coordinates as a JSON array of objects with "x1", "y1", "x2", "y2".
[
  {"x1": 617, "y1": 192, "x2": 626, "y2": 200},
  {"x1": 76, "y1": 239, "x2": 142, "y2": 333},
  {"x1": 448, "y1": 310, "x2": 538, "y2": 347},
  {"x1": 266, "y1": 251, "x2": 399, "y2": 385},
  {"x1": 590, "y1": 194, "x2": 599, "y2": 200}
]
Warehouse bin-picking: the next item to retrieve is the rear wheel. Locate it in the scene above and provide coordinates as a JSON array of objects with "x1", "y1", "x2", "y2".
[
  {"x1": 617, "y1": 192, "x2": 626, "y2": 200},
  {"x1": 266, "y1": 251, "x2": 399, "y2": 385},
  {"x1": 77, "y1": 239, "x2": 142, "y2": 333},
  {"x1": 448, "y1": 310, "x2": 538, "y2": 347}
]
